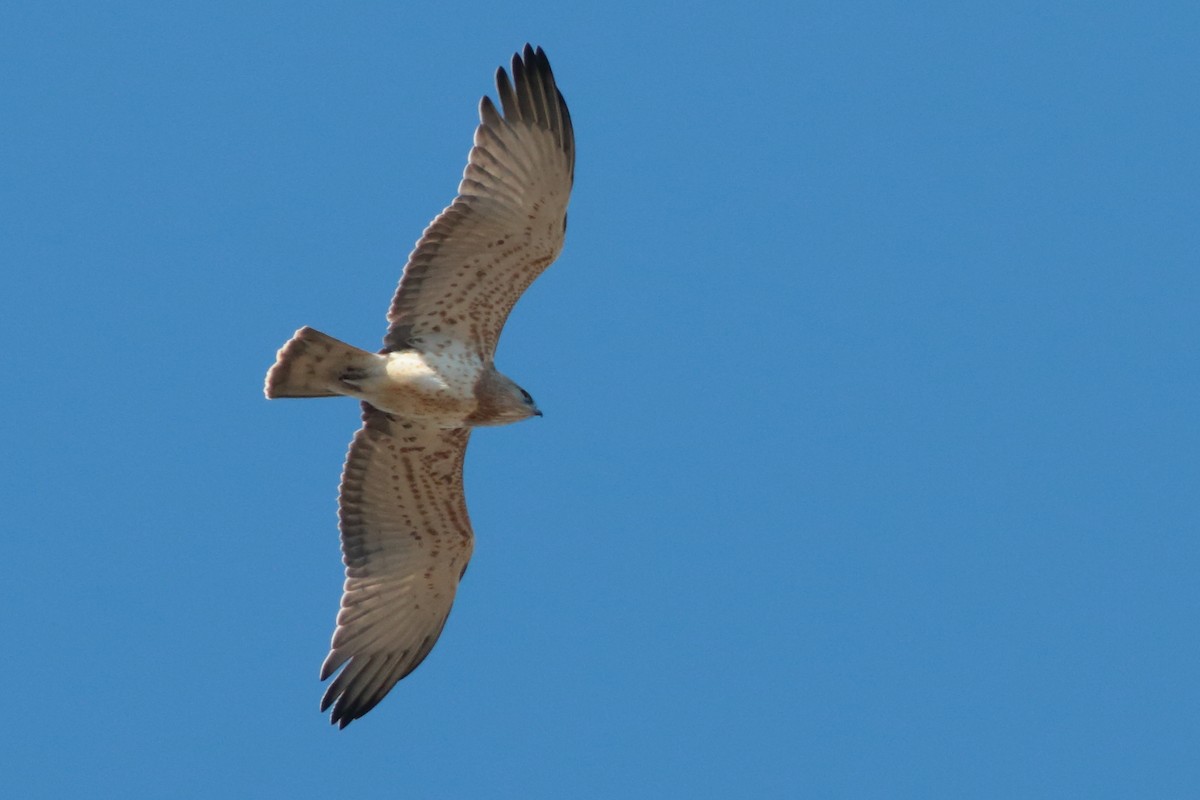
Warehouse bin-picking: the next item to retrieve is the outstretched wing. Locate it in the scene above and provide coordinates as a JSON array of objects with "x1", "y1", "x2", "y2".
[
  {"x1": 384, "y1": 44, "x2": 575, "y2": 358},
  {"x1": 320, "y1": 405, "x2": 473, "y2": 727}
]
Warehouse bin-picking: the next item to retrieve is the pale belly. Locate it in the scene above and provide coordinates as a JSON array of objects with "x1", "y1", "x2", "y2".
[{"x1": 347, "y1": 348, "x2": 481, "y2": 426}]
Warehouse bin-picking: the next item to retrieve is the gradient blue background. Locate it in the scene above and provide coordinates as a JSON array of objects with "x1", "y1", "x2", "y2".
[{"x1": 2, "y1": 2, "x2": 1196, "y2": 797}]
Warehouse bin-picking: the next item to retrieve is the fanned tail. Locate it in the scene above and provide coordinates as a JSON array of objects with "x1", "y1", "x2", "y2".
[{"x1": 264, "y1": 327, "x2": 375, "y2": 399}]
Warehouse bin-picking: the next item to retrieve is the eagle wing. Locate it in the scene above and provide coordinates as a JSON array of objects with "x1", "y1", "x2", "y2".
[
  {"x1": 320, "y1": 405, "x2": 473, "y2": 727},
  {"x1": 384, "y1": 44, "x2": 575, "y2": 358}
]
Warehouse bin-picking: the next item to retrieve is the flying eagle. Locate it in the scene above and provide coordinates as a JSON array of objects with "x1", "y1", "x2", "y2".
[{"x1": 264, "y1": 45, "x2": 574, "y2": 727}]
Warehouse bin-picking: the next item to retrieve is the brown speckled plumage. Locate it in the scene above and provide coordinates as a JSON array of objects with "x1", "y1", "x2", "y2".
[{"x1": 263, "y1": 44, "x2": 573, "y2": 728}]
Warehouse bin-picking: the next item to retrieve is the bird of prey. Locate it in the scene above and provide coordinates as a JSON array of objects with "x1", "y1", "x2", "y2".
[{"x1": 264, "y1": 45, "x2": 573, "y2": 728}]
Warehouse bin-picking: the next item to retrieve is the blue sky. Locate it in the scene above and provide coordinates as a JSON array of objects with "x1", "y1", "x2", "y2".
[{"x1": 2, "y1": 1, "x2": 1197, "y2": 797}]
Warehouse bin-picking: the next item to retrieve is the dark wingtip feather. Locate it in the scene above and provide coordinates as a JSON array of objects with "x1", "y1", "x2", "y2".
[
  {"x1": 489, "y1": 45, "x2": 557, "y2": 126},
  {"x1": 494, "y1": 63, "x2": 517, "y2": 118},
  {"x1": 483, "y1": 44, "x2": 572, "y2": 166},
  {"x1": 318, "y1": 649, "x2": 343, "y2": 682},
  {"x1": 319, "y1": 683, "x2": 335, "y2": 713},
  {"x1": 327, "y1": 689, "x2": 386, "y2": 729},
  {"x1": 479, "y1": 95, "x2": 502, "y2": 127},
  {"x1": 510, "y1": 49, "x2": 535, "y2": 121}
]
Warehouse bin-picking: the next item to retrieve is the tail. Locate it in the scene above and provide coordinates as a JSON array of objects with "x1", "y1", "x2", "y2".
[{"x1": 264, "y1": 327, "x2": 376, "y2": 399}]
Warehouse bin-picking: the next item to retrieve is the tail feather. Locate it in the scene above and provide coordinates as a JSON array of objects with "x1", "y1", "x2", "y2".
[{"x1": 264, "y1": 327, "x2": 375, "y2": 399}]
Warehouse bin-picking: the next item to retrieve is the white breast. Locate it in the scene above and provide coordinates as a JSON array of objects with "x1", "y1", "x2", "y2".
[
  {"x1": 385, "y1": 351, "x2": 449, "y2": 393},
  {"x1": 348, "y1": 341, "x2": 485, "y2": 424},
  {"x1": 394, "y1": 338, "x2": 486, "y2": 398}
]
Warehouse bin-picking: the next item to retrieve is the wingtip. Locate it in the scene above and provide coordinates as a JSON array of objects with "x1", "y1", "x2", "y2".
[
  {"x1": 479, "y1": 94, "x2": 500, "y2": 123},
  {"x1": 323, "y1": 688, "x2": 381, "y2": 729}
]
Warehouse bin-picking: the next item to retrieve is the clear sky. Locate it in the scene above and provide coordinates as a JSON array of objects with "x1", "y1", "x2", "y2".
[{"x1": 2, "y1": 1, "x2": 1196, "y2": 797}]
